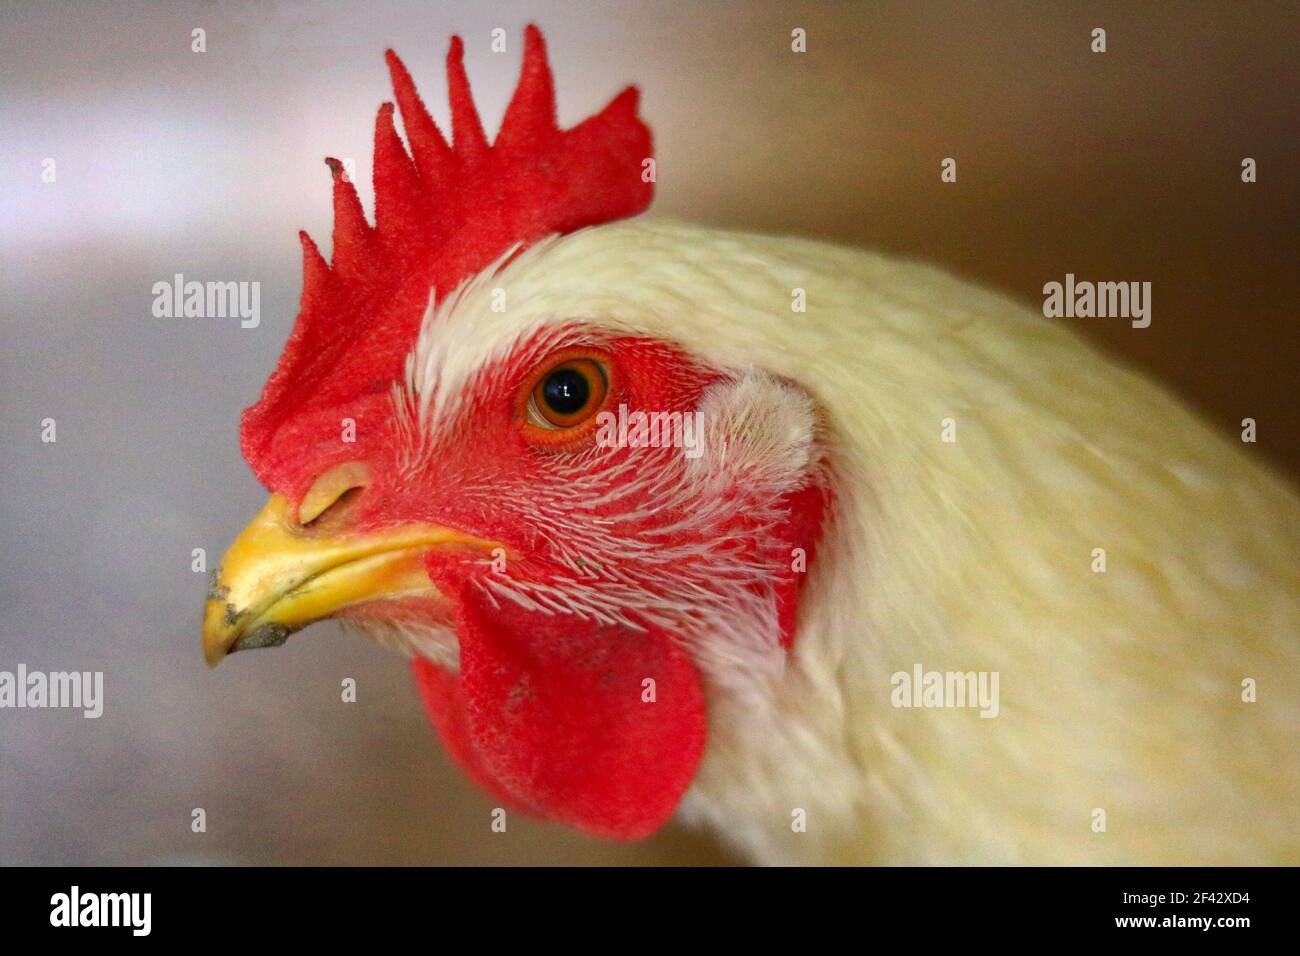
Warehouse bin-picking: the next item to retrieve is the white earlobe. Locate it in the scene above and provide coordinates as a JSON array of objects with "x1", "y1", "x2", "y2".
[{"x1": 687, "y1": 368, "x2": 818, "y2": 496}]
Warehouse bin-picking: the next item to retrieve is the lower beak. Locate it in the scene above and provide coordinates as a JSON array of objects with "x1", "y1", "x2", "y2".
[{"x1": 202, "y1": 494, "x2": 496, "y2": 666}]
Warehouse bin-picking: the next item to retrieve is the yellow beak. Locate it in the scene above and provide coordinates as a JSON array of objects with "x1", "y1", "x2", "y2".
[{"x1": 202, "y1": 494, "x2": 498, "y2": 666}]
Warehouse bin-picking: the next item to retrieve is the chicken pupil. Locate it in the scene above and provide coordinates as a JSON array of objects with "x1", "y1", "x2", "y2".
[{"x1": 543, "y1": 367, "x2": 589, "y2": 413}]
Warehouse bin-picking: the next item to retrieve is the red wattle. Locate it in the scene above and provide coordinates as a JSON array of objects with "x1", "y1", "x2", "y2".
[{"x1": 412, "y1": 588, "x2": 706, "y2": 840}]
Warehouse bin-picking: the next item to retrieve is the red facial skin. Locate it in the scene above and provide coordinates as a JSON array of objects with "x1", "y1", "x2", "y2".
[{"x1": 255, "y1": 331, "x2": 826, "y2": 838}]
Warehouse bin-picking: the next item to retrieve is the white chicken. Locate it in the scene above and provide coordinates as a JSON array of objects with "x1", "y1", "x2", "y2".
[{"x1": 203, "y1": 26, "x2": 1300, "y2": 865}]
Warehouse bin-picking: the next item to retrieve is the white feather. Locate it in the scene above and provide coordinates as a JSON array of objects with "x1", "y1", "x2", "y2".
[{"x1": 397, "y1": 218, "x2": 1300, "y2": 864}]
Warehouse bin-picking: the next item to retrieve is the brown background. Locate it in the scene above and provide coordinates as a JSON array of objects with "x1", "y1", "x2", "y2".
[{"x1": 0, "y1": 1, "x2": 1294, "y2": 865}]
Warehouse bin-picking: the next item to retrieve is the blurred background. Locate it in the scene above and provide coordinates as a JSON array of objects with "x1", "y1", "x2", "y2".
[{"x1": 0, "y1": 0, "x2": 1294, "y2": 865}]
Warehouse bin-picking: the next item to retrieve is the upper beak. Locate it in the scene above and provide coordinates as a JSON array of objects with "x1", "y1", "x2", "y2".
[{"x1": 202, "y1": 494, "x2": 497, "y2": 666}]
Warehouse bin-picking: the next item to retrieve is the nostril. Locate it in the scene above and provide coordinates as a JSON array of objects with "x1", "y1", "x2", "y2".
[
  {"x1": 302, "y1": 485, "x2": 364, "y2": 530},
  {"x1": 296, "y1": 461, "x2": 371, "y2": 528}
]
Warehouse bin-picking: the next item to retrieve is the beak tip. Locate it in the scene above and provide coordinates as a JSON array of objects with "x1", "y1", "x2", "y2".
[{"x1": 202, "y1": 600, "x2": 235, "y2": 668}]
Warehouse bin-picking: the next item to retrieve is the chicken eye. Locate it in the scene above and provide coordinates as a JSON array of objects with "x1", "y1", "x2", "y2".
[{"x1": 528, "y1": 358, "x2": 608, "y2": 429}]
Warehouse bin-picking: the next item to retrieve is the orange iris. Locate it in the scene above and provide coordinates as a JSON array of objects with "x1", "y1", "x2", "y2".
[{"x1": 528, "y1": 357, "x2": 609, "y2": 431}]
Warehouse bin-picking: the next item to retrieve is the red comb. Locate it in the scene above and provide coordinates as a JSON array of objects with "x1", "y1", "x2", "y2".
[{"x1": 240, "y1": 25, "x2": 653, "y2": 483}]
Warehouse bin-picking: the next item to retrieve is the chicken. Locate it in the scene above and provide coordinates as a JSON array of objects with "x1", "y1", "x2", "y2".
[{"x1": 202, "y1": 25, "x2": 1300, "y2": 865}]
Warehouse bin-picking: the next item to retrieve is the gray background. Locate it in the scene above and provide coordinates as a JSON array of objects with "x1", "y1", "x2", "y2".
[{"x1": 1, "y1": 1, "x2": 1295, "y2": 865}]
